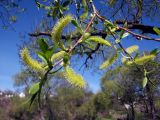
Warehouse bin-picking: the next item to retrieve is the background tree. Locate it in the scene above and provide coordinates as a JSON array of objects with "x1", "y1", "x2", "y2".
[
  {"x1": 0, "y1": 0, "x2": 25, "y2": 30},
  {"x1": 101, "y1": 53, "x2": 160, "y2": 119}
]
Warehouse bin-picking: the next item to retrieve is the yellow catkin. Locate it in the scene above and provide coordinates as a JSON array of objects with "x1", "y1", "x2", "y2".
[
  {"x1": 126, "y1": 55, "x2": 156, "y2": 65},
  {"x1": 51, "y1": 15, "x2": 73, "y2": 50},
  {"x1": 126, "y1": 45, "x2": 139, "y2": 54},
  {"x1": 87, "y1": 36, "x2": 111, "y2": 47},
  {"x1": 121, "y1": 57, "x2": 127, "y2": 64},
  {"x1": 64, "y1": 67, "x2": 86, "y2": 88},
  {"x1": 51, "y1": 51, "x2": 66, "y2": 62},
  {"x1": 100, "y1": 53, "x2": 118, "y2": 69},
  {"x1": 134, "y1": 55, "x2": 155, "y2": 65},
  {"x1": 20, "y1": 47, "x2": 44, "y2": 72}
]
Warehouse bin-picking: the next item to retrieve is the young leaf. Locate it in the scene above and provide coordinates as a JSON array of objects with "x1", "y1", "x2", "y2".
[
  {"x1": 122, "y1": 32, "x2": 130, "y2": 38},
  {"x1": 80, "y1": 0, "x2": 88, "y2": 20},
  {"x1": 45, "y1": 49, "x2": 54, "y2": 60},
  {"x1": 143, "y1": 77, "x2": 148, "y2": 88},
  {"x1": 150, "y1": 48, "x2": 159, "y2": 55},
  {"x1": 84, "y1": 40, "x2": 95, "y2": 50},
  {"x1": 71, "y1": 19, "x2": 79, "y2": 28},
  {"x1": 87, "y1": 36, "x2": 111, "y2": 47},
  {"x1": 20, "y1": 47, "x2": 44, "y2": 72},
  {"x1": 153, "y1": 27, "x2": 160, "y2": 35},
  {"x1": 104, "y1": 20, "x2": 115, "y2": 28},
  {"x1": 36, "y1": 51, "x2": 48, "y2": 63},
  {"x1": 63, "y1": 67, "x2": 86, "y2": 88},
  {"x1": 38, "y1": 38, "x2": 48, "y2": 53},
  {"x1": 51, "y1": 14, "x2": 73, "y2": 50},
  {"x1": 126, "y1": 45, "x2": 139, "y2": 54},
  {"x1": 29, "y1": 92, "x2": 38, "y2": 107},
  {"x1": 63, "y1": 53, "x2": 70, "y2": 66},
  {"x1": 100, "y1": 53, "x2": 118, "y2": 69},
  {"x1": 80, "y1": 9, "x2": 88, "y2": 20},
  {"x1": 71, "y1": 19, "x2": 83, "y2": 34},
  {"x1": 29, "y1": 82, "x2": 40, "y2": 95}
]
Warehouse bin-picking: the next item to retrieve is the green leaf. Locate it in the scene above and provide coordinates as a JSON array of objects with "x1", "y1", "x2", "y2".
[
  {"x1": 45, "y1": 50, "x2": 54, "y2": 59},
  {"x1": 29, "y1": 82, "x2": 40, "y2": 95},
  {"x1": 80, "y1": 0, "x2": 88, "y2": 20},
  {"x1": 71, "y1": 19, "x2": 83, "y2": 34},
  {"x1": 115, "y1": 38, "x2": 120, "y2": 43},
  {"x1": 122, "y1": 32, "x2": 130, "y2": 38},
  {"x1": 38, "y1": 38, "x2": 48, "y2": 53},
  {"x1": 134, "y1": 52, "x2": 140, "y2": 59},
  {"x1": 71, "y1": 19, "x2": 79, "y2": 28},
  {"x1": 87, "y1": 36, "x2": 111, "y2": 47},
  {"x1": 104, "y1": 20, "x2": 115, "y2": 28},
  {"x1": 36, "y1": 51, "x2": 48, "y2": 63},
  {"x1": 29, "y1": 92, "x2": 38, "y2": 107},
  {"x1": 153, "y1": 27, "x2": 160, "y2": 35},
  {"x1": 143, "y1": 77, "x2": 148, "y2": 88},
  {"x1": 80, "y1": 9, "x2": 88, "y2": 20},
  {"x1": 100, "y1": 53, "x2": 118, "y2": 69},
  {"x1": 126, "y1": 45, "x2": 139, "y2": 54},
  {"x1": 63, "y1": 53, "x2": 70, "y2": 66},
  {"x1": 84, "y1": 40, "x2": 95, "y2": 50},
  {"x1": 150, "y1": 48, "x2": 159, "y2": 55}
]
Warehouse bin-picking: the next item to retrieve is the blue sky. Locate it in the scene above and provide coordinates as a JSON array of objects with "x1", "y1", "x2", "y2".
[
  {"x1": 0, "y1": 0, "x2": 42, "y2": 91},
  {"x1": 0, "y1": 1, "x2": 160, "y2": 92}
]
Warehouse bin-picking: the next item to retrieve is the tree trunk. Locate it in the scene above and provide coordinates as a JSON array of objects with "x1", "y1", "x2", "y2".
[{"x1": 146, "y1": 83, "x2": 155, "y2": 119}]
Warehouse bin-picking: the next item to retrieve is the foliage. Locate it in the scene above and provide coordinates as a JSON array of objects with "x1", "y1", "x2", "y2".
[
  {"x1": 93, "y1": 92, "x2": 111, "y2": 112},
  {"x1": 101, "y1": 54, "x2": 160, "y2": 119}
]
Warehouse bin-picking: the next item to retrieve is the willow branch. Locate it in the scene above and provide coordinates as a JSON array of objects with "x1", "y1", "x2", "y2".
[
  {"x1": 118, "y1": 26, "x2": 160, "y2": 42},
  {"x1": 115, "y1": 20, "x2": 160, "y2": 35}
]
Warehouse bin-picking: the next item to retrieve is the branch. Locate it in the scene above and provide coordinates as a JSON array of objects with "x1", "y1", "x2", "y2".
[
  {"x1": 28, "y1": 31, "x2": 107, "y2": 40},
  {"x1": 29, "y1": 32, "x2": 51, "y2": 37},
  {"x1": 29, "y1": 29, "x2": 160, "y2": 42},
  {"x1": 115, "y1": 20, "x2": 160, "y2": 35},
  {"x1": 96, "y1": 13, "x2": 160, "y2": 42},
  {"x1": 118, "y1": 26, "x2": 160, "y2": 42}
]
